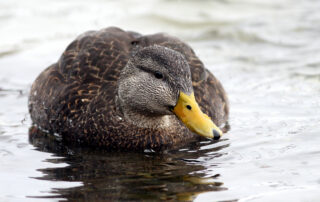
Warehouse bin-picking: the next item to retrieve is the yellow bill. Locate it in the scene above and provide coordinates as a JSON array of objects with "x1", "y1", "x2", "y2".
[{"x1": 172, "y1": 92, "x2": 222, "y2": 140}]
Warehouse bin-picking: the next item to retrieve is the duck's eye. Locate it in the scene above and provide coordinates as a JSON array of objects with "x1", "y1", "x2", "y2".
[{"x1": 154, "y1": 71, "x2": 163, "y2": 79}]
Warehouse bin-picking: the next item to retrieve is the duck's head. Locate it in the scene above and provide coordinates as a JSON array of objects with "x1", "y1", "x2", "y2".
[{"x1": 118, "y1": 45, "x2": 222, "y2": 140}]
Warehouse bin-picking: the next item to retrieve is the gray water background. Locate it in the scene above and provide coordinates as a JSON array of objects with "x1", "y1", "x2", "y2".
[{"x1": 0, "y1": 0, "x2": 320, "y2": 201}]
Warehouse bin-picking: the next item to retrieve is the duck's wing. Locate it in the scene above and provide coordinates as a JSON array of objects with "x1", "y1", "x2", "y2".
[
  {"x1": 29, "y1": 27, "x2": 139, "y2": 132},
  {"x1": 135, "y1": 33, "x2": 229, "y2": 126}
]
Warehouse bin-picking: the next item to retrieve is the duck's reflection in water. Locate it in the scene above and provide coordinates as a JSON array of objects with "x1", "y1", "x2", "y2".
[{"x1": 29, "y1": 126, "x2": 229, "y2": 201}]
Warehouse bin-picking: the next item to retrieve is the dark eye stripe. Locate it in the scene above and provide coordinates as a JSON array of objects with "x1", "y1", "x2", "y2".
[
  {"x1": 137, "y1": 66, "x2": 164, "y2": 80},
  {"x1": 137, "y1": 65, "x2": 148, "y2": 72}
]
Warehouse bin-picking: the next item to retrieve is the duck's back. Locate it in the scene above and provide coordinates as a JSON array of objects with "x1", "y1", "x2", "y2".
[
  {"x1": 29, "y1": 28, "x2": 131, "y2": 132},
  {"x1": 29, "y1": 27, "x2": 228, "y2": 151}
]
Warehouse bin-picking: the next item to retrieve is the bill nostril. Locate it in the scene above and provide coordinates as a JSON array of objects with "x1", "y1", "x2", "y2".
[{"x1": 213, "y1": 130, "x2": 220, "y2": 140}]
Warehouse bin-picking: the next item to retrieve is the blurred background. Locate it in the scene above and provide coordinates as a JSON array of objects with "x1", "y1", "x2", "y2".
[{"x1": 0, "y1": 0, "x2": 320, "y2": 201}]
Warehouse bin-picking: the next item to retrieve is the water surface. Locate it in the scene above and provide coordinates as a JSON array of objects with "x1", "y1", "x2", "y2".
[{"x1": 1, "y1": 0, "x2": 320, "y2": 201}]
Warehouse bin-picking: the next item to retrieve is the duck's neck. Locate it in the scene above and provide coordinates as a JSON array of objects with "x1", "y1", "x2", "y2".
[
  {"x1": 125, "y1": 110, "x2": 174, "y2": 129},
  {"x1": 116, "y1": 96, "x2": 175, "y2": 129}
]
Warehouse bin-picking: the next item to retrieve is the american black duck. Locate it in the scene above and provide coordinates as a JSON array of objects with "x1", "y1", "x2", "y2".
[{"x1": 28, "y1": 27, "x2": 229, "y2": 151}]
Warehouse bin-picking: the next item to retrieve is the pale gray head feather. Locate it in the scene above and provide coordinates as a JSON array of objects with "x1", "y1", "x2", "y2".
[{"x1": 117, "y1": 45, "x2": 193, "y2": 127}]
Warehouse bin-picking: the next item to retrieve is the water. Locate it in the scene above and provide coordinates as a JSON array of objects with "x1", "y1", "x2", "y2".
[{"x1": 1, "y1": 0, "x2": 320, "y2": 201}]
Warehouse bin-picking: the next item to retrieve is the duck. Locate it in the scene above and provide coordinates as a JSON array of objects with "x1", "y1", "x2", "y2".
[{"x1": 28, "y1": 27, "x2": 229, "y2": 151}]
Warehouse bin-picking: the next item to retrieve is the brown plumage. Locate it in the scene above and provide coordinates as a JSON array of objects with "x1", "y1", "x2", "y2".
[{"x1": 28, "y1": 27, "x2": 229, "y2": 151}]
